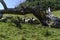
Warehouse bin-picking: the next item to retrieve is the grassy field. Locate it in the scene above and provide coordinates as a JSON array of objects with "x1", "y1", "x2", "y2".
[
  {"x1": 52, "y1": 10, "x2": 60, "y2": 18},
  {"x1": 0, "y1": 11, "x2": 60, "y2": 40}
]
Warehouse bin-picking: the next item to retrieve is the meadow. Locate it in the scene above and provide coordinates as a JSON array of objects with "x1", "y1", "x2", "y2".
[{"x1": 0, "y1": 11, "x2": 60, "y2": 40}]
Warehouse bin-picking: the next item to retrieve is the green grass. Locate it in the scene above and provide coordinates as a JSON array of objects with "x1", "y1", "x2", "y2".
[
  {"x1": 0, "y1": 11, "x2": 60, "y2": 40},
  {"x1": 52, "y1": 10, "x2": 60, "y2": 18}
]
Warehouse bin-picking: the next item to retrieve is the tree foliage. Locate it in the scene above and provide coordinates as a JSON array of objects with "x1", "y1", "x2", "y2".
[{"x1": 18, "y1": 0, "x2": 60, "y2": 10}]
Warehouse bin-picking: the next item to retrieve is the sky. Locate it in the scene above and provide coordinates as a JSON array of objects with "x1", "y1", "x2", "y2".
[{"x1": 0, "y1": 0, "x2": 26, "y2": 9}]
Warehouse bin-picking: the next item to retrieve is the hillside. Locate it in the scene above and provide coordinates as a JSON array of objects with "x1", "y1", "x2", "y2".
[
  {"x1": 0, "y1": 11, "x2": 60, "y2": 40},
  {"x1": 0, "y1": 0, "x2": 60, "y2": 40}
]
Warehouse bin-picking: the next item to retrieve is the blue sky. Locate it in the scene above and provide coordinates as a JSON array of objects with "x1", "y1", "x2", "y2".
[{"x1": 0, "y1": 0, "x2": 26, "y2": 9}]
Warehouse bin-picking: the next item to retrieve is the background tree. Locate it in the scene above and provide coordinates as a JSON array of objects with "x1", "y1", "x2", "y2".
[{"x1": 17, "y1": 0, "x2": 60, "y2": 10}]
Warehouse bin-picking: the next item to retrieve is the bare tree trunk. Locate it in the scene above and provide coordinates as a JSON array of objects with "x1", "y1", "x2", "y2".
[{"x1": 0, "y1": 0, "x2": 7, "y2": 9}]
